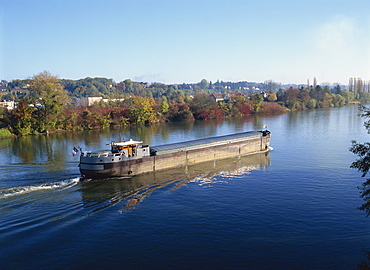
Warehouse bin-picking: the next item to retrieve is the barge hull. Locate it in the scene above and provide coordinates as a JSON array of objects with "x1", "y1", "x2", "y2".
[{"x1": 80, "y1": 133, "x2": 271, "y2": 178}]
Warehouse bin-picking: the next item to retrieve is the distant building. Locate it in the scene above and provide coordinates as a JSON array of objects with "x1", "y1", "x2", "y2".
[
  {"x1": 74, "y1": 97, "x2": 125, "y2": 107},
  {"x1": 0, "y1": 100, "x2": 15, "y2": 110},
  {"x1": 211, "y1": 93, "x2": 224, "y2": 102},
  {"x1": 102, "y1": 98, "x2": 125, "y2": 103},
  {"x1": 74, "y1": 97, "x2": 103, "y2": 107}
]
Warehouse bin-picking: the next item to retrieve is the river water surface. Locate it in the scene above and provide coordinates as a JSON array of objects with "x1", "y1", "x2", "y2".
[{"x1": 1, "y1": 105, "x2": 370, "y2": 269}]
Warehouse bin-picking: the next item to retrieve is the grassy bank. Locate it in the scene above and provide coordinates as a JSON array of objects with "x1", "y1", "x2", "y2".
[{"x1": 0, "y1": 128, "x2": 14, "y2": 139}]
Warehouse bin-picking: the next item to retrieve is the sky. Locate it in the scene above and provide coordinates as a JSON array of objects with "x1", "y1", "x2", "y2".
[{"x1": 1, "y1": 0, "x2": 370, "y2": 85}]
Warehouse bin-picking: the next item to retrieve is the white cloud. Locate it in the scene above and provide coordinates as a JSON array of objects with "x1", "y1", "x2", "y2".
[
  {"x1": 132, "y1": 72, "x2": 166, "y2": 83},
  {"x1": 315, "y1": 15, "x2": 357, "y2": 52},
  {"x1": 309, "y1": 15, "x2": 370, "y2": 83}
]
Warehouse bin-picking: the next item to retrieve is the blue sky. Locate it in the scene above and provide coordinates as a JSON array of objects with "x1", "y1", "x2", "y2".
[{"x1": 1, "y1": 0, "x2": 369, "y2": 85}]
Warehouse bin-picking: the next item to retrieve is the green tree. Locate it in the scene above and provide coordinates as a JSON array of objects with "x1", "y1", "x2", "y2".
[
  {"x1": 161, "y1": 100, "x2": 169, "y2": 113},
  {"x1": 252, "y1": 93, "x2": 264, "y2": 112},
  {"x1": 332, "y1": 94, "x2": 346, "y2": 107},
  {"x1": 28, "y1": 71, "x2": 70, "y2": 132},
  {"x1": 124, "y1": 79, "x2": 134, "y2": 92},
  {"x1": 199, "y1": 79, "x2": 209, "y2": 89},
  {"x1": 307, "y1": 99, "x2": 317, "y2": 109},
  {"x1": 359, "y1": 92, "x2": 370, "y2": 103},
  {"x1": 342, "y1": 90, "x2": 355, "y2": 104}
]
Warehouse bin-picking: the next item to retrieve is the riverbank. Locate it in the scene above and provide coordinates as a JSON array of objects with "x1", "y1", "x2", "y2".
[{"x1": 0, "y1": 128, "x2": 14, "y2": 139}]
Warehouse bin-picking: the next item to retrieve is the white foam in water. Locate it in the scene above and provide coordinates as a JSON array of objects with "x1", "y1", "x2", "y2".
[
  {"x1": 218, "y1": 166, "x2": 254, "y2": 178},
  {"x1": 190, "y1": 165, "x2": 260, "y2": 187},
  {"x1": 190, "y1": 175, "x2": 228, "y2": 187},
  {"x1": 0, "y1": 178, "x2": 80, "y2": 199}
]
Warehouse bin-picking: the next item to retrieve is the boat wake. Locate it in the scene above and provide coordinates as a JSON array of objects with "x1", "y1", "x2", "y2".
[
  {"x1": 189, "y1": 165, "x2": 259, "y2": 187},
  {"x1": 0, "y1": 178, "x2": 81, "y2": 199}
]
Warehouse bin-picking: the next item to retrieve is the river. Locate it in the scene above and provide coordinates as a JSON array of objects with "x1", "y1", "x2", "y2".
[{"x1": 1, "y1": 104, "x2": 369, "y2": 269}]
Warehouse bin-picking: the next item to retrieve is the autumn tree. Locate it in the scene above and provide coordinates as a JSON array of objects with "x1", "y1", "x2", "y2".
[
  {"x1": 129, "y1": 96, "x2": 158, "y2": 125},
  {"x1": 267, "y1": 93, "x2": 277, "y2": 102},
  {"x1": 28, "y1": 71, "x2": 70, "y2": 132},
  {"x1": 190, "y1": 92, "x2": 222, "y2": 120},
  {"x1": 9, "y1": 99, "x2": 34, "y2": 135},
  {"x1": 167, "y1": 104, "x2": 193, "y2": 121}
]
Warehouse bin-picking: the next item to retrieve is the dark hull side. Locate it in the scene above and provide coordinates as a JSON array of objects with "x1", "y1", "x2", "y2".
[
  {"x1": 80, "y1": 135, "x2": 271, "y2": 179},
  {"x1": 80, "y1": 155, "x2": 153, "y2": 178}
]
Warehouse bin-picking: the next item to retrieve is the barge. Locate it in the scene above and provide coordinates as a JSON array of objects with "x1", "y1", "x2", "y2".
[{"x1": 79, "y1": 130, "x2": 271, "y2": 179}]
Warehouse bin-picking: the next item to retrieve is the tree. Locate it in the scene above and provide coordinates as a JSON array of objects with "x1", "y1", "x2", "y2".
[
  {"x1": 307, "y1": 99, "x2": 317, "y2": 109},
  {"x1": 28, "y1": 71, "x2": 70, "y2": 132},
  {"x1": 161, "y1": 100, "x2": 169, "y2": 113},
  {"x1": 332, "y1": 94, "x2": 346, "y2": 107},
  {"x1": 168, "y1": 104, "x2": 193, "y2": 121},
  {"x1": 129, "y1": 96, "x2": 158, "y2": 125},
  {"x1": 350, "y1": 105, "x2": 370, "y2": 215},
  {"x1": 199, "y1": 79, "x2": 209, "y2": 90},
  {"x1": 190, "y1": 92, "x2": 219, "y2": 120},
  {"x1": 267, "y1": 93, "x2": 277, "y2": 102},
  {"x1": 342, "y1": 90, "x2": 355, "y2": 104},
  {"x1": 264, "y1": 80, "x2": 279, "y2": 92},
  {"x1": 251, "y1": 93, "x2": 264, "y2": 112},
  {"x1": 9, "y1": 99, "x2": 34, "y2": 135}
]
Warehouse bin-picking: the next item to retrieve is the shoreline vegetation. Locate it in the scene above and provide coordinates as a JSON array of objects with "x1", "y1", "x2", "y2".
[
  {"x1": 0, "y1": 128, "x2": 13, "y2": 139},
  {"x1": 1, "y1": 71, "x2": 369, "y2": 137}
]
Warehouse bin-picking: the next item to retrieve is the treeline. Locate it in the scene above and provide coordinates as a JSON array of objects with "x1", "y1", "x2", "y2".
[
  {"x1": 1, "y1": 77, "x2": 278, "y2": 101},
  {"x1": 276, "y1": 85, "x2": 370, "y2": 110},
  {"x1": 1, "y1": 72, "x2": 370, "y2": 136}
]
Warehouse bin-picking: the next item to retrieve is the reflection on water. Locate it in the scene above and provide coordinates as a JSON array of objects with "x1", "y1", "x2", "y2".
[
  {"x1": 357, "y1": 184, "x2": 370, "y2": 217},
  {"x1": 80, "y1": 153, "x2": 270, "y2": 214},
  {"x1": 0, "y1": 138, "x2": 13, "y2": 151},
  {"x1": 10, "y1": 135, "x2": 71, "y2": 164},
  {"x1": 356, "y1": 250, "x2": 370, "y2": 269}
]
